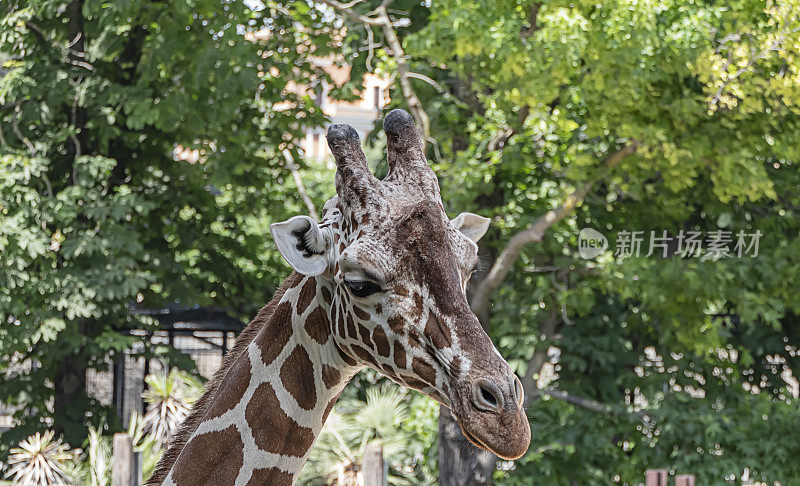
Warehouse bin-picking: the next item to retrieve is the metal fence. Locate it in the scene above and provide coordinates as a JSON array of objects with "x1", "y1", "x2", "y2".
[{"x1": 85, "y1": 305, "x2": 245, "y2": 426}]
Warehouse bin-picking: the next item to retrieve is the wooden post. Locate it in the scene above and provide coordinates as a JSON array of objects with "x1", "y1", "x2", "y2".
[
  {"x1": 336, "y1": 462, "x2": 345, "y2": 486},
  {"x1": 675, "y1": 474, "x2": 696, "y2": 486},
  {"x1": 645, "y1": 469, "x2": 668, "y2": 486},
  {"x1": 362, "y1": 442, "x2": 385, "y2": 486},
  {"x1": 113, "y1": 433, "x2": 141, "y2": 486}
]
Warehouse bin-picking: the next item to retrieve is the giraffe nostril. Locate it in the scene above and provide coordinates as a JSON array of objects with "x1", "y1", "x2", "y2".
[
  {"x1": 471, "y1": 378, "x2": 504, "y2": 413},
  {"x1": 480, "y1": 386, "x2": 498, "y2": 407},
  {"x1": 512, "y1": 375, "x2": 524, "y2": 408}
]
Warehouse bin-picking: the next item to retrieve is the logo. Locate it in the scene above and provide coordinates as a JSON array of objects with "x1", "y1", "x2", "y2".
[{"x1": 578, "y1": 228, "x2": 608, "y2": 259}]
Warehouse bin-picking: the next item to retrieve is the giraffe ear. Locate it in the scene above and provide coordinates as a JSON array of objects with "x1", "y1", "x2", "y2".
[
  {"x1": 270, "y1": 215, "x2": 329, "y2": 276},
  {"x1": 451, "y1": 212, "x2": 490, "y2": 243}
]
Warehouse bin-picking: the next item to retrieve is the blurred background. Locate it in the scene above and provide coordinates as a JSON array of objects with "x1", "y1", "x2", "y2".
[{"x1": 1, "y1": 0, "x2": 799, "y2": 484}]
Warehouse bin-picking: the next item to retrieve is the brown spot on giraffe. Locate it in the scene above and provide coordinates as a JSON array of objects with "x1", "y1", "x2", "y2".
[
  {"x1": 372, "y1": 325, "x2": 391, "y2": 358},
  {"x1": 246, "y1": 381, "x2": 316, "y2": 457},
  {"x1": 393, "y1": 341, "x2": 407, "y2": 369},
  {"x1": 406, "y1": 328, "x2": 423, "y2": 349},
  {"x1": 257, "y1": 301, "x2": 292, "y2": 366},
  {"x1": 401, "y1": 374, "x2": 429, "y2": 391},
  {"x1": 351, "y1": 344, "x2": 376, "y2": 366},
  {"x1": 336, "y1": 311, "x2": 347, "y2": 338},
  {"x1": 321, "y1": 286, "x2": 332, "y2": 304},
  {"x1": 346, "y1": 314, "x2": 357, "y2": 339},
  {"x1": 304, "y1": 306, "x2": 330, "y2": 345},
  {"x1": 322, "y1": 364, "x2": 341, "y2": 389},
  {"x1": 357, "y1": 323, "x2": 373, "y2": 347},
  {"x1": 247, "y1": 468, "x2": 294, "y2": 485},
  {"x1": 352, "y1": 305, "x2": 370, "y2": 321},
  {"x1": 424, "y1": 312, "x2": 452, "y2": 349},
  {"x1": 450, "y1": 355, "x2": 462, "y2": 377},
  {"x1": 412, "y1": 292, "x2": 424, "y2": 314},
  {"x1": 295, "y1": 277, "x2": 317, "y2": 317},
  {"x1": 338, "y1": 345, "x2": 359, "y2": 367},
  {"x1": 205, "y1": 353, "x2": 251, "y2": 420},
  {"x1": 280, "y1": 345, "x2": 317, "y2": 410},
  {"x1": 393, "y1": 285, "x2": 410, "y2": 297},
  {"x1": 387, "y1": 314, "x2": 404, "y2": 333},
  {"x1": 171, "y1": 426, "x2": 243, "y2": 485},
  {"x1": 412, "y1": 357, "x2": 437, "y2": 387}
]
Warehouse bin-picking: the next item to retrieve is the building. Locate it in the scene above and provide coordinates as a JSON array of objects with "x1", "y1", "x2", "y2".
[{"x1": 300, "y1": 59, "x2": 390, "y2": 161}]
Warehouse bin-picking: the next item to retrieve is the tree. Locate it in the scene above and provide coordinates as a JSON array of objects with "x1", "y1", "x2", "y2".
[
  {"x1": 0, "y1": 0, "x2": 349, "y2": 454},
  {"x1": 316, "y1": 0, "x2": 800, "y2": 482}
]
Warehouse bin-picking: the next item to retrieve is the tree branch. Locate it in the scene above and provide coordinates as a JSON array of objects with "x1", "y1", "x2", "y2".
[
  {"x1": 533, "y1": 388, "x2": 649, "y2": 419},
  {"x1": 469, "y1": 142, "x2": 638, "y2": 318},
  {"x1": 535, "y1": 389, "x2": 611, "y2": 414},
  {"x1": 404, "y1": 72, "x2": 445, "y2": 93},
  {"x1": 520, "y1": 307, "x2": 559, "y2": 401},
  {"x1": 316, "y1": 0, "x2": 431, "y2": 145},
  {"x1": 315, "y1": 0, "x2": 383, "y2": 25},
  {"x1": 283, "y1": 150, "x2": 320, "y2": 221},
  {"x1": 519, "y1": 2, "x2": 543, "y2": 40},
  {"x1": 375, "y1": 5, "x2": 430, "y2": 143}
]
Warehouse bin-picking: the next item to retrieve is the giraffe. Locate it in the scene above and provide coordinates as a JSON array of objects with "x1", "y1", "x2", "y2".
[{"x1": 148, "y1": 109, "x2": 531, "y2": 485}]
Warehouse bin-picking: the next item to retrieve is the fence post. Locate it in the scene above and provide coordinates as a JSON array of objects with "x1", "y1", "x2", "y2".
[
  {"x1": 336, "y1": 462, "x2": 345, "y2": 486},
  {"x1": 113, "y1": 433, "x2": 141, "y2": 486},
  {"x1": 645, "y1": 469, "x2": 668, "y2": 486},
  {"x1": 675, "y1": 474, "x2": 696, "y2": 486},
  {"x1": 363, "y1": 442, "x2": 385, "y2": 486}
]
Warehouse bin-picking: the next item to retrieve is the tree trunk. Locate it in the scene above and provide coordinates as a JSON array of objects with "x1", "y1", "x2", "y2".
[
  {"x1": 437, "y1": 406, "x2": 495, "y2": 485},
  {"x1": 53, "y1": 347, "x2": 87, "y2": 443}
]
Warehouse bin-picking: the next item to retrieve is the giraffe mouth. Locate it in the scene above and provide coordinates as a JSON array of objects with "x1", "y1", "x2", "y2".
[
  {"x1": 457, "y1": 418, "x2": 530, "y2": 460},
  {"x1": 459, "y1": 424, "x2": 490, "y2": 451}
]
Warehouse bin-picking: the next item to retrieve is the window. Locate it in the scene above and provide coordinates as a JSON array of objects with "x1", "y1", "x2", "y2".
[{"x1": 374, "y1": 86, "x2": 381, "y2": 109}]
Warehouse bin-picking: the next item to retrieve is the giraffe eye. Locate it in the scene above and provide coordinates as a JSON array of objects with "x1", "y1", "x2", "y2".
[{"x1": 345, "y1": 280, "x2": 382, "y2": 298}]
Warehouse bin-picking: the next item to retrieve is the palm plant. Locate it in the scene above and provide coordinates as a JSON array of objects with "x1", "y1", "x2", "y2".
[
  {"x1": 298, "y1": 384, "x2": 435, "y2": 486},
  {"x1": 4, "y1": 431, "x2": 79, "y2": 486},
  {"x1": 142, "y1": 369, "x2": 204, "y2": 448}
]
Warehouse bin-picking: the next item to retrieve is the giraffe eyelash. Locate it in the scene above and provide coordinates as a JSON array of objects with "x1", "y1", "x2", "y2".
[{"x1": 469, "y1": 257, "x2": 490, "y2": 278}]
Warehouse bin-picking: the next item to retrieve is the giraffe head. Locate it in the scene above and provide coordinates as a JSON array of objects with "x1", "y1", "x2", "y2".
[{"x1": 270, "y1": 109, "x2": 531, "y2": 460}]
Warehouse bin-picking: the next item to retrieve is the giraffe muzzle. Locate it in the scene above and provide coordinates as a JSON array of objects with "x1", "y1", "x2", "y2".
[{"x1": 452, "y1": 368, "x2": 531, "y2": 460}]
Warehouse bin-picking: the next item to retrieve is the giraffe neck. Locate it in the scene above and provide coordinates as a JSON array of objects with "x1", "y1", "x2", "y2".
[{"x1": 161, "y1": 273, "x2": 361, "y2": 486}]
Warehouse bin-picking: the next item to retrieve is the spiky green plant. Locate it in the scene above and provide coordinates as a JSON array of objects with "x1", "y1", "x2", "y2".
[
  {"x1": 4, "y1": 431, "x2": 79, "y2": 486},
  {"x1": 84, "y1": 425, "x2": 112, "y2": 486},
  {"x1": 142, "y1": 369, "x2": 204, "y2": 448},
  {"x1": 127, "y1": 412, "x2": 162, "y2": 481},
  {"x1": 72, "y1": 413, "x2": 162, "y2": 485}
]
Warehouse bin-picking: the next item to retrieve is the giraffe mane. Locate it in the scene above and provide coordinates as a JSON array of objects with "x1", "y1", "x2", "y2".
[{"x1": 146, "y1": 273, "x2": 300, "y2": 485}]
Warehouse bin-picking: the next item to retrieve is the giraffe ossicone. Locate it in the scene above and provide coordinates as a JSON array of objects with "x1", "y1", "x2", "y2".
[{"x1": 150, "y1": 108, "x2": 531, "y2": 486}]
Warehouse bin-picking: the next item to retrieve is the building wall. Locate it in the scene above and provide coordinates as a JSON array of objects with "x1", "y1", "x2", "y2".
[{"x1": 302, "y1": 71, "x2": 389, "y2": 161}]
